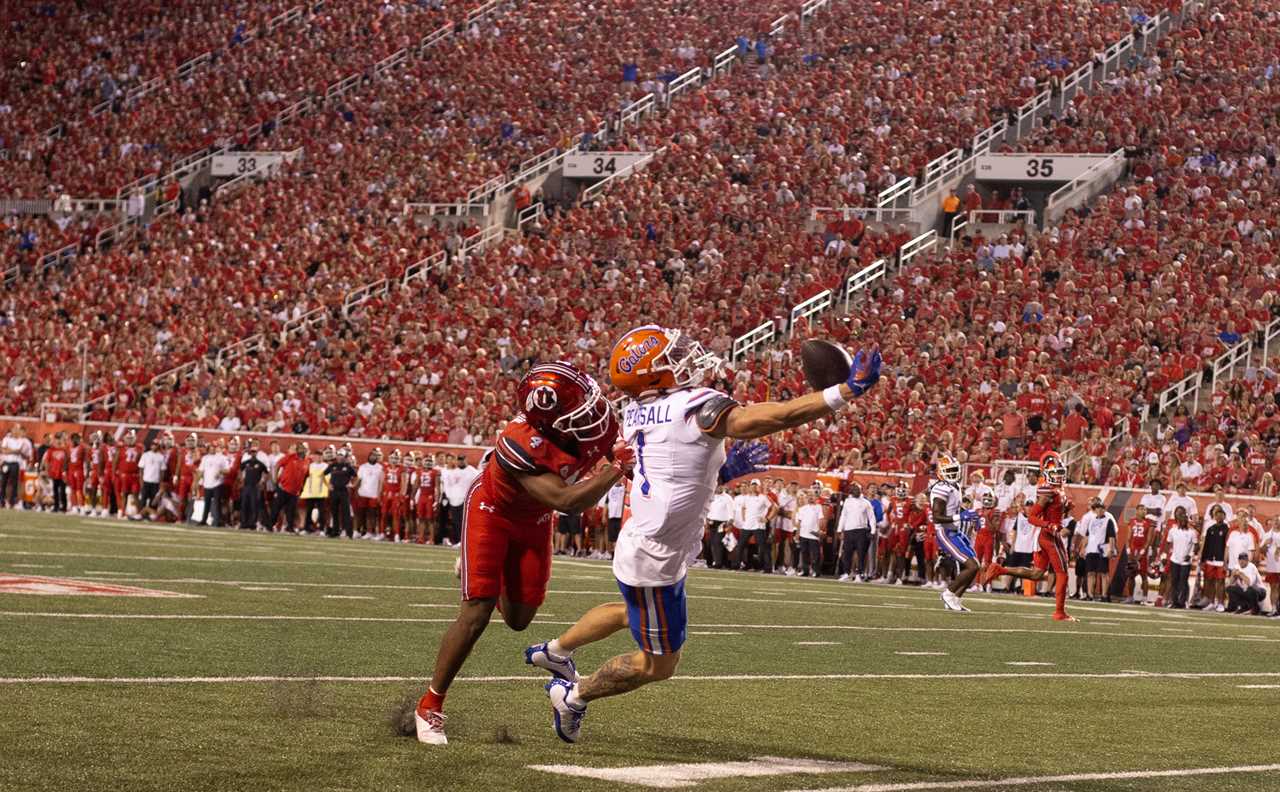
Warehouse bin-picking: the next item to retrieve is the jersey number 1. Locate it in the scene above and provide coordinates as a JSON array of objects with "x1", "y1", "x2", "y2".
[{"x1": 636, "y1": 431, "x2": 652, "y2": 496}]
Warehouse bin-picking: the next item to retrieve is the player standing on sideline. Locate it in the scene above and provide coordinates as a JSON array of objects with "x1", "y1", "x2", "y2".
[
  {"x1": 526, "y1": 327, "x2": 879, "y2": 743},
  {"x1": 412, "y1": 363, "x2": 628, "y2": 746},
  {"x1": 414, "y1": 454, "x2": 440, "y2": 544},
  {"x1": 1123, "y1": 504, "x2": 1154, "y2": 604},
  {"x1": 381, "y1": 450, "x2": 406, "y2": 541},
  {"x1": 175, "y1": 434, "x2": 201, "y2": 523},
  {"x1": 980, "y1": 452, "x2": 1078, "y2": 621},
  {"x1": 115, "y1": 429, "x2": 143, "y2": 519},
  {"x1": 932, "y1": 455, "x2": 985, "y2": 612},
  {"x1": 66, "y1": 433, "x2": 86, "y2": 514}
]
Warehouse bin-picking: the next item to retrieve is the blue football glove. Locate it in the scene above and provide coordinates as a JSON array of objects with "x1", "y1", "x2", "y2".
[
  {"x1": 718, "y1": 441, "x2": 770, "y2": 484},
  {"x1": 846, "y1": 348, "x2": 882, "y2": 398}
]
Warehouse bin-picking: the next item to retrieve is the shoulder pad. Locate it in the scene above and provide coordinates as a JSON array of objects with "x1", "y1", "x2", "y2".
[{"x1": 694, "y1": 394, "x2": 739, "y2": 432}]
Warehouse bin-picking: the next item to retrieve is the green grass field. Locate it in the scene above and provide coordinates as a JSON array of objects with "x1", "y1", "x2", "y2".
[{"x1": 2, "y1": 509, "x2": 1279, "y2": 792}]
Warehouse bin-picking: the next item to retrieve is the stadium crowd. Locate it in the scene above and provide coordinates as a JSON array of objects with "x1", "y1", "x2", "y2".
[
  {"x1": 4, "y1": 0, "x2": 1280, "y2": 547},
  {"x1": 0, "y1": 0, "x2": 304, "y2": 144},
  {"x1": 2, "y1": 0, "x2": 812, "y2": 410},
  {"x1": 10, "y1": 0, "x2": 1143, "y2": 447}
]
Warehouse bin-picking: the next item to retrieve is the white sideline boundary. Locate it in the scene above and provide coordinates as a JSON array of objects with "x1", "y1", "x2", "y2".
[
  {"x1": 4, "y1": 671, "x2": 1280, "y2": 686},
  {"x1": 788, "y1": 763, "x2": 1280, "y2": 792},
  {"x1": 3, "y1": 610, "x2": 1276, "y2": 644}
]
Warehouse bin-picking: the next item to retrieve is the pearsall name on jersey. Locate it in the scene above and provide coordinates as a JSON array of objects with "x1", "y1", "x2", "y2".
[{"x1": 624, "y1": 402, "x2": 675, "y2": 428}]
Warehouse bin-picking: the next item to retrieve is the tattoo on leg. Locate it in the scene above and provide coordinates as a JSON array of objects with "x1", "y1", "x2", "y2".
[{"x1": 578, "y1": 653, "x2": 647, "y2": 701}]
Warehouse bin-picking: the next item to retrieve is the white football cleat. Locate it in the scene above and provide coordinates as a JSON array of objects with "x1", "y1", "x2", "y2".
[
  {"x1": 453, "y1": 556, "x2": 462, "y2": 580},
  {"x1": 525, "y1": 642, "x2": 578, "y2": 682},
  {"x1": 545, "y1": 679, "x2": 586, "y2": 743},
  {"x1": 414, "y1": 707, "x2": 447, "y2": 745},
  {"x1": 941, "y1": 590, "x2": 970, "y2": 612},
  {"x1": 838, "y1": 574, "x2": 850, "y2": 582}
]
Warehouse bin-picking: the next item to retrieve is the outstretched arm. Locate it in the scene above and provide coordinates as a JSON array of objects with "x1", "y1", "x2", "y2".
[{"x1": 711, "y1": 349, "x2": 882, "y2": 440}]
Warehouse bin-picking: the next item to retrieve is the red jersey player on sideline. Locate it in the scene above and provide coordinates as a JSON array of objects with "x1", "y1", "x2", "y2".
[
  {"x1": 980, "y1": 452, "x2": 1078, "y2": 621},
  {"x1": 114, "y1": 430, "x2": 143, "y2": 519},
  {"x1": 175, "y1": 434, "x2": 201, "y2": 522},
  {"x1": 381, "y1": 450, "x2": 407, "y2": 541},
  {"x1": 66, "y1": 433, "x2": 86, "y2": 513},
  {"x1": 411, "y1": 454, "x2": 439, "y2": 544},
  {"x1": 413, "y1": 362, "x2": 630, "y2": 746}
]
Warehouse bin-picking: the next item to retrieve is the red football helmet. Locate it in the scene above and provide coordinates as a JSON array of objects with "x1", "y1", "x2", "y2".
[{"x1": 517, "y1": 362, "x2": 613, "y2": 442}]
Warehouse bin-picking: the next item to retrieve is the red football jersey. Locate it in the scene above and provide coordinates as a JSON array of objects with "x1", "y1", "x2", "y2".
[
  {"x1": 45, "y1": 448, "x2": 67, "y2": 478},
  {"x1": 1027, "y1": 490, "x2": 1066, "y2": 534},
  {"x1": 481, "y1": 414, "x2": 615, "y2": 524},
  {"x1": 223, "y1": 452, "x2": 241, "y2": 486},
  {"x1": 116, "y1": 444, "x2": 142, "y2": 476},
  {"x1": 889, "y1": 496, "x2": 912, "y2": 526},
  {"x1": 1127, "y1": 518, "x2": 1150, "y2": 554},
  {"x1": 417, "y1": 468, "x2": 438, "y2": 497},
  {"x1": 67, "y1": 443, "x2": 86, "y2": 475},
  {"x1": 383, "y1": 464, "x2": 403, "y2": 495},
  {"x1": 177, "y1": 450, "x2": 200, "y2": 483}
]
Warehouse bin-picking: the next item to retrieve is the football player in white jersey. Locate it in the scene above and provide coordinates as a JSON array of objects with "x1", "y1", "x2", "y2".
[
  {"x1": 525, "y1": 326, "x2": 881, "y2": 742},
  {"x1": 931, "y1": 453, "x2": 982, "y2": 612}
]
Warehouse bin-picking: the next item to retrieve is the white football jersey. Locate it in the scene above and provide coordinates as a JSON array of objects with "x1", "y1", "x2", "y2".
[
  {"x1": 928, "y1": 479, "x2": 962, "y2": 523},
  {"x1": 614, "y1": 387, "x2": 729, "y2": 587}
]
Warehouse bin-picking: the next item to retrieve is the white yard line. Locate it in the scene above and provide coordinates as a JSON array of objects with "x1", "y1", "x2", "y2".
[
  {"x1": 3, "y1": 671, "x2": 1280, "y2": 686},
  {"x1": 787, "y1": 763, "x2": 1280, "y2": 792},
  {"x1": 529, "y1": 756, "x2": 883, "y2": 789},
  {"x1": 321, "y1": 595, "x2": 374, "y2": 600},
  {"x1": 5, "y1": 564, "x2": 63, "y2": 569},
  {"x1": 795, "y1": 641, "x2": 841, "y2": 646},
  {"x1": 239, "y1": 587, "x2": 292, "y2": 592},
  {"x1": 895, "y1": 652, "x2": 948, "y2": 656},
  {"x1": 1237, "y1": 684, "x2": 1280, "y2": 689},
  {"x1": 1, "y1": 611, "x2": 1277, "y2": 644},
  {"x1": 1004, "y1": 662, "x2": 1054, "y2": 667},
  {"x1": 689, "y1": 631, "x2": 742, "y2": 636}
]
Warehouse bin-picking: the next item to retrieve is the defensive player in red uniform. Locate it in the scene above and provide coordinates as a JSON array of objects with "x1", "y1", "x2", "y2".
[
  {"x1": 980, "y1": 452, "x2": 1078, "y2": 621},
  {"x1": 381, "y1": 450, "x2": 408, "y2": 541},
  {"x1": 412, "y1": 454, "x2": 440, "y2": 545},
  {"x1": 884, "y1": 483, "x2": 912, "y2": 583},
  {"x1": 87, "y1": 433, "x2": 105, "y2": 515},
  {"x1": 223, "y1": 437, "x2": 242, "y2": 528},
  {"x1": 43, "y1": 432, "x2": 69, "y2": 513},
  {"x1": 974, "y1": 492, "x2": 999, "y2": 565},
  {"x1": 413, "y1": 363, "x2": 629, "y2": 745},
  {"x1": 66, "y1": 432, "x2": 86, "y2": 514},
  {"x1": 1124, "y1": 503, "x2": 1155, "y2": 604},
  {"x1": 175, "y1": 434, "x2": 201, "y2": 522},
  {"x1": 115, "y1": 430, "x2": 143, "y2": 519}
]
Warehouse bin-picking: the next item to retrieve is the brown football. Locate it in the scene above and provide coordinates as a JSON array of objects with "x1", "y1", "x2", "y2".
[{"x1": 800, "y1": 339, "x2": 852, "y2": 390}]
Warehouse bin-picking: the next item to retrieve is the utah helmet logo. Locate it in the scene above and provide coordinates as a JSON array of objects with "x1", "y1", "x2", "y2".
[{"x1": 526, "y1": 385, "x2": 558, "y2": 413}]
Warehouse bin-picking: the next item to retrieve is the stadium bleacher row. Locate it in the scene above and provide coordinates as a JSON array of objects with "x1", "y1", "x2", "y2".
[
  {"x1": 2, "y1": 0, "x2": 808, "y2": 411},
  {"x1": 0, "y1": 0, "x2": 304, "y2": 142},
  {"x1": 7, "y1": 0, "x2": 1280, "y2": 499}
]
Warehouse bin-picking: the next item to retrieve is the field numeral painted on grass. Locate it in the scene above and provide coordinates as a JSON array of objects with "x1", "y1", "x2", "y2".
[{"x1": 529, "y1": 756, "x2": 883, "y2": 789}]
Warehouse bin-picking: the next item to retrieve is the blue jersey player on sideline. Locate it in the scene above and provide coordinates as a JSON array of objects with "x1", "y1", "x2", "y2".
[{"x1": 931, "y1": 454, "x2": 981, "y2": 612}]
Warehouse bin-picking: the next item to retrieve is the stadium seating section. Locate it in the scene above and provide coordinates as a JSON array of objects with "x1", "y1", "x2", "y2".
[{"x1": 5, "y1": 0, "x2": 1280, "y2": 495}]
